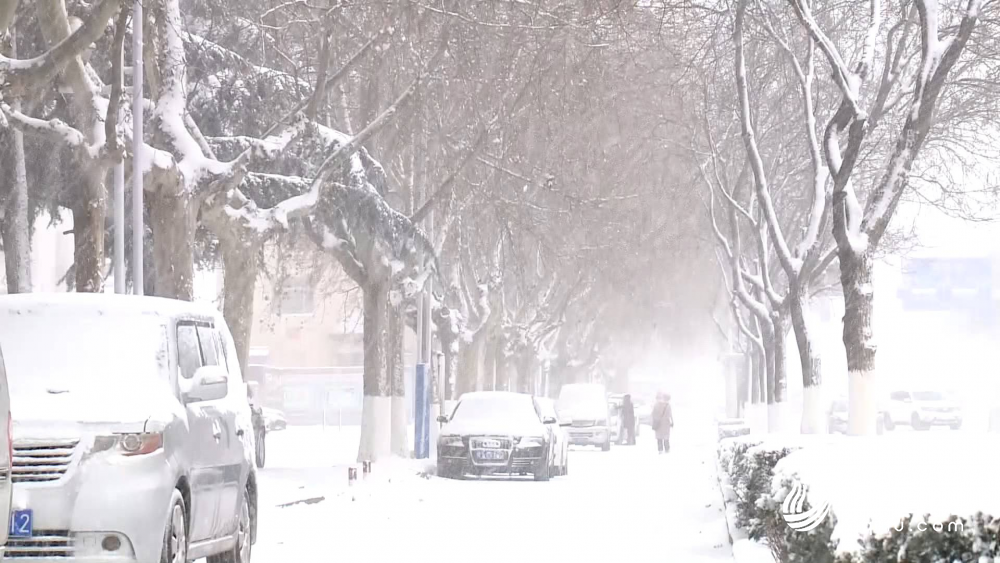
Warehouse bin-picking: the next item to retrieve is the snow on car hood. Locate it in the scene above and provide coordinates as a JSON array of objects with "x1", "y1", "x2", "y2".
[{"x1": 12, "y1": 381, "x2": 181, "y2": 429}]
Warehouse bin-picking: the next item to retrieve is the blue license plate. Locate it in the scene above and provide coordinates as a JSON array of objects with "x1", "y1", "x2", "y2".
[
  {"x1": 477, "y1": 450, "x2": 505, "y2": 461},
  {"x1": 10, "y1": 510, "x2": 32, "y2": 538}
]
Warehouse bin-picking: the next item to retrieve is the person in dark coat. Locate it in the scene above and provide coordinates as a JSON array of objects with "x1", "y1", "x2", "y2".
[
  {"x1": 620, "y1": 394, "x2": 636, "y2": 445},
  {"x1": 651, "y1": 392, "x2": 674, "y2": 453}
]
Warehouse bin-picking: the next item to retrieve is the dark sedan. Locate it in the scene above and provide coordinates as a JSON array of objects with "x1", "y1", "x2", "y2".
[{"x1": 437, "y1": 391, "x2": 559, "y2": 481}]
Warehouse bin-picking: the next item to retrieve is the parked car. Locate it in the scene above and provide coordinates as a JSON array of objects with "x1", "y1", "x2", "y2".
[
  {"x1": 437, "y1": 391, "x2": 559, "y2": 481},
  {"x1": 828, "y1": 397, "x2": 888, "y2": 434},
  {"x1": 536, "y1": 397, "x2": 569, "y2": 476},
  {"x1": 0, "y1": 293, "x2": 257, "y2": 563},
  {"x1": 634, "y1": 397, "x2": 653, "y2": 432},
  {"x1": 885, "y1": 389, "x2": 963, "y2": 430},
  {"x1": 262, "y1": 408, "x2": 287, "y2": 431},
  {"x1": 248, "y1": 383, "x2": 267, "y2": 469},
  {"x1": 556, "y1": 383, "x2": 612, "y2": 451},
  {"x1": 0, "y1": 344, "x2": 12, "y2": 558}
]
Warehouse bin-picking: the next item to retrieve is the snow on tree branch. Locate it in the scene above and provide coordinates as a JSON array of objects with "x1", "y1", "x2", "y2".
[{"x1": 0, "y1": 0, "x2": 123, "y2": 95}]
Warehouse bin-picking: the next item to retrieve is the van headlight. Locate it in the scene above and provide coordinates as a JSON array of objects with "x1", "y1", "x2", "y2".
[{"x1": 91, "y1": 433, "x2": 163, "y2": 456}]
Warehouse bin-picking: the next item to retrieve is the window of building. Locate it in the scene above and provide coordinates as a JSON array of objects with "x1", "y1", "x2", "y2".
[{"x1": 277, "y1": 275, "x2": 315, "y2": 316}]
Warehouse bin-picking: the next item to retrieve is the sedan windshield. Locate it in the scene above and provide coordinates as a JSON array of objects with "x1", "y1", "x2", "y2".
[{"x1": 451, "y1": 394, "x2": 540, "y2": 425}]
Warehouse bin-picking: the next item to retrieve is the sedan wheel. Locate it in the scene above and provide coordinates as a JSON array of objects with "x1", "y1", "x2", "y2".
[{"x1": 161, "y1": 491, "x2": 187, "y2": 563}]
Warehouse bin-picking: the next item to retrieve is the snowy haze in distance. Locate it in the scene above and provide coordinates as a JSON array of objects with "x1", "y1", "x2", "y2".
[{"x1": 873, "y1": 169, "x2": 1000, "y2": 426}]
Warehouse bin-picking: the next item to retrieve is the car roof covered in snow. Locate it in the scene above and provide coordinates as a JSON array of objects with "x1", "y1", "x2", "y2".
[
  {"x1": 0, "y1": 292, "x2": 221, "y2": 321},
  {"x1": 458, "y1": 391, "x2": 533, "y2": 402}
]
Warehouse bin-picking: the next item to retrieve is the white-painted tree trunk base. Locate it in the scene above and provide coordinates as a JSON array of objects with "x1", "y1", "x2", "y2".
[
  {"x1": 801, "y1": 385, "x2": 827, "y2": 434},
  {"x1": 747, "y1": 403, "x2": 769, "y2": 434},
  {"x1": 358, "y1": 395, "x2": 391, "y2": 462},
  {"x1": 848, "y1": 370, "x2": 878, "y2": 436},
  {"x1": 390, "y1": 395, "x2": 409, "y2": 457}
]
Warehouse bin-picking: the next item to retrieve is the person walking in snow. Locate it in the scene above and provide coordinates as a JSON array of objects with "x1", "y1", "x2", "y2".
[
  {"x1": 620, "y1": 394, "x2": 636, "y2": 445},
  {"x1": 651, "y1": 392, "x2": 674, "y2": 453}
]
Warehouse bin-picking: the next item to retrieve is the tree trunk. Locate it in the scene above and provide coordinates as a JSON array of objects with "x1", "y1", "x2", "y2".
[
  {"x1": 494, "y1": 339, "x2": 510, "y2": 391},
  {"x1": 387, "y1": 300, "x2": 408, "y2": 457},
  {"x1": 842, "y1": 249, "x2": 878, "y2": 436},
  {"x1": 150, "y1": 191, "x2": 195, "y2": 300},
  {"x1": 444, "y1": 340, "x2": 459, "y2": 400},
  {"x1": 750, "y1": 346, "x2": 761, "y2": 404},
  {"x1": 1, "y1": 123, "x2": 31, "y2": 294},
  {"x1": 790, "y1": 284, "x2": 825, "y2": 433},
  {"x1": 358, "y1": 281, "x2": 390, "y2": 462},
  {"x1": 483, "y1": 337, "x2": 499, "y2": 391},
  {"x1": 769, "y1": 312, "x2": 789, "y2": 432},
  {"x1": 221, "y1": 241, "x2": 258, "y2": 374},
  {"x1": 456, "y1": 336, "x2": 482, "y2": 396},
  {"x1": 72, "y1": 180, "x2": 106, "y2": 293},
  {"x1": 516, "y1": 353, "x2": 534, "y2": 394}
]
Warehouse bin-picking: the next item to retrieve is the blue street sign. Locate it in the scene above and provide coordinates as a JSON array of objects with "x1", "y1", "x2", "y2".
[
  {"x1": 414, "y1": 363, "x2": 430, "y2": 459},
  {"x1": 898, "y1": 257, "x2": 994, "y2": 314}
]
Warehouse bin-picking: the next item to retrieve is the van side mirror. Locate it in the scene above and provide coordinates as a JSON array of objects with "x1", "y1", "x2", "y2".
[
  {"x1": 183, "y1": 366, "x2": 229, "y2": 403},
  {"x1": 436, "y1": 415, "x2": 449, "y2": 424},
  {"x1": 542, "y1": 417, "x2": 557, "y2": 425}
]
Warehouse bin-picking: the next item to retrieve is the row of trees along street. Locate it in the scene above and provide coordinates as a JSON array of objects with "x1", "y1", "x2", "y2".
[{"x1": 1, "y1": 0, "x2": 998, "y2": 458}]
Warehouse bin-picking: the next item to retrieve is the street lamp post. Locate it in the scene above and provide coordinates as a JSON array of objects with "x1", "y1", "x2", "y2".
[{"x1": 131, "y1": 0, "x2": 144, "y2": 295}]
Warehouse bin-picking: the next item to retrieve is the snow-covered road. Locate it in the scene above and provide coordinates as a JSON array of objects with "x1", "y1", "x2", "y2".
[{"x1": 253, "y1": 424, "x2": 733, "y2": 562}]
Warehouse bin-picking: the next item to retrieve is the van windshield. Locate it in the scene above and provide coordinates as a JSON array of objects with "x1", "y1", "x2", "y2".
[
  {"x1": 0, "y1": 309, "x2": 170, "y2": 395},
  {"x1": 557, "y1": 385, "x2": 607, "y2": 418}
]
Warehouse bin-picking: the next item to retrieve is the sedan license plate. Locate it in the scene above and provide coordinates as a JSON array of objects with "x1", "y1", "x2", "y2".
[
  {"x1": 475, "y1": 450, "x2": 506, "y2": 461},
  {"x1": 10, "y1": 509, "x2": 32, "y2": 538}
]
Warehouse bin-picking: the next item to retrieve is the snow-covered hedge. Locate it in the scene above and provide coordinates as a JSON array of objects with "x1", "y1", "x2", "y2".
[{"x1": 759, "y1": 434, "x2": 1000, "y2": 562}]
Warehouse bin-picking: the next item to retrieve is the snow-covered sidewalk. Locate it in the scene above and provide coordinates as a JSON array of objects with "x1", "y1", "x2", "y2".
[{"x1": 253, "y1": 425, "x2": 733, "y2": 562}]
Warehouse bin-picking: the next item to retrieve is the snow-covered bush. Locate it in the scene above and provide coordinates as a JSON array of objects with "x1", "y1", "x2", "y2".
[
  {"x1": 840, "y1": 512, "x2": 1000, "y2": 562},
  {"x1": 761, "y1": 434, "x2": 1000, "y2": 563},
  {"x1": 717, "y1": 435, "x2": 764, "y2": 480}
]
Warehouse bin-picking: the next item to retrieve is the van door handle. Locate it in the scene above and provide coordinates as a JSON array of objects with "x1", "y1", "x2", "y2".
[{"x1": 236, "y1": 429, "x2": 245, "y2": 437}]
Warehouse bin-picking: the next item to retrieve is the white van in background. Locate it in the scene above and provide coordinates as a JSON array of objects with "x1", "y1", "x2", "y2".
[
  {"x1": 556, "y1": 383, "x2": 612, "y2": 451},
  {"x1": 0, "y1": 344, "x2": 11, "y2": 557}
]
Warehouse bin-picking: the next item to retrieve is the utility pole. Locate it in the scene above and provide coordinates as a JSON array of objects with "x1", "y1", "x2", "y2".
[
  {"x1": 131, "y1": 0, "x2": 144, "y2": 296},
  {"x1": 113, "y1": 33, "x2": 125, "y2": 294}
]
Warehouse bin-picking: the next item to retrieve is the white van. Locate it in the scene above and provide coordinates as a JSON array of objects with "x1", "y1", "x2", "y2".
[
  {"x1": 0, "y1": 344, "x2": 12, "y2": 557},
  {"x1": 0, "y1": 293, "x2": 257, "y2": 563},
  {"x1": 556, "y1": 383, "x2": 612, "y2": 451}
]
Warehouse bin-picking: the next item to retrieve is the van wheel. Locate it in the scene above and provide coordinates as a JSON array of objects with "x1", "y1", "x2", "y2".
[
  {"x1": 160, "y1": 491, "x2": 188, "y2": 563},
  {"x1": 208, "y1": 491, "x2": 252, "y2": 563},
  {"x1": 601, "y1": 438, "x2": 611, "y2": 452},
  {"x1": 883, "y1": 413, "x2": 895, "y2": 431},
  {"x1": 255, "y1": 429, "x2": 266, "y2": 468}
]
